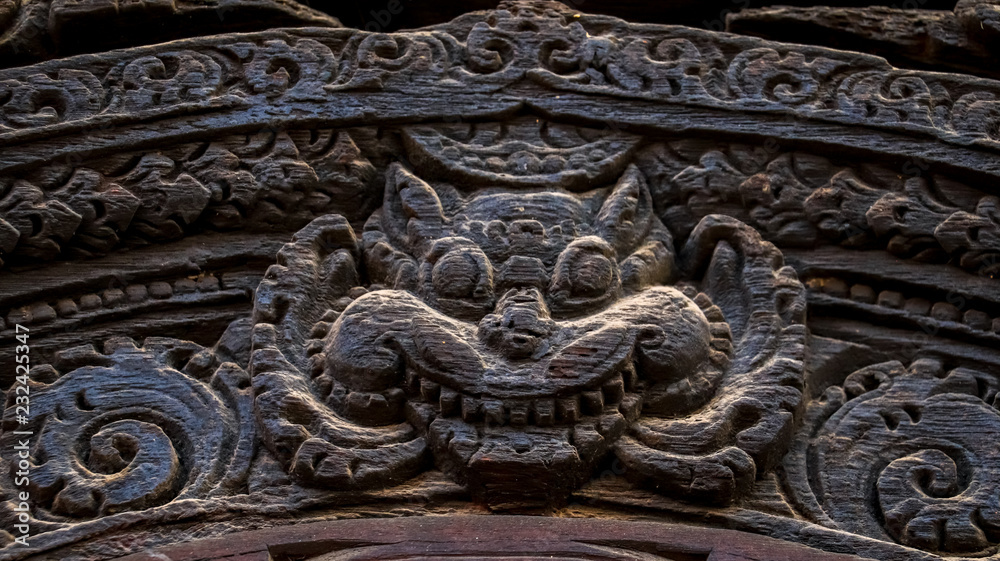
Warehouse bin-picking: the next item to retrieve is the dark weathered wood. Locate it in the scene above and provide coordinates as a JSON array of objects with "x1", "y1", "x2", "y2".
[
  {"x1": 0, "y1": 0, "x2": 340, "y2": 68},
  {"x1": 727, "y1": 4, "x2": 1000, "y2": 81},
  {"x1": 0, "y1": 1, "x2": 998, "y2": 560}
]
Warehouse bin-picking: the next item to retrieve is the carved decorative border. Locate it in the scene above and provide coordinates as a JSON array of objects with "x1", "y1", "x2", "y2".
[{"x1": 0, "y1": 2, "x2": 999, "y2": 153}]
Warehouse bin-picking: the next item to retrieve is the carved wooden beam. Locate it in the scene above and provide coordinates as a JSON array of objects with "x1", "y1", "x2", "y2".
[{"x1": 0, "y1": 1, "x2": 997, "y2": 560}]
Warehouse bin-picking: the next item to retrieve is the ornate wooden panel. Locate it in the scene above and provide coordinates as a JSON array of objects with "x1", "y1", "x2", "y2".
[{"x1": 0, "y1": 1, "x2": 997, "y2": 560}]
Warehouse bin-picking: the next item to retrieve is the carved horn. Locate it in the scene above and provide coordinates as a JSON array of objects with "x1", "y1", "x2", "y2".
[
  {"x1": 596, "y1": 164, "x2": 653, "y2": 256},
  {"x1": 382, "y1": 162, "x2": 447, "y2": 255}
]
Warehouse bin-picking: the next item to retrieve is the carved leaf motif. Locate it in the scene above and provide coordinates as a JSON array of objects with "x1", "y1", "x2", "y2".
[
  {"x1": 0, "y1": 69, "x2": 103, "y2": 129},
  {"x1": 936, "y1": 195, "x2": 1000, "y2": 276},
  {"x1": 729, "y1": 49, "x2": 845, "y2": 105},
  {"x1": 52, "y1": 169, "x2": 140, "y2": 253},
  {"x1": 0, "y1": 128, "x2": 378, "y2": 267},
  {"x1": 331, "y1": 33, "x2": 454, "y2": 91},
  {"x1": 235, "y1": 38, "x2": 336, "y2": 98},
  {"x1": 119, "y1": 51, "x2": 223, "y2": 112},
  {"x1": 183, "y1": 146, "x2": 261, "y2": 230},
  {"x1": 0, "y1": 179, "x2": 82, "y2": 259},
  {"x1": 641, "y1": 140, "x2": 1000, "y2": 277},
  {"x1": 838, "y1": 72, "x2": 940, "y2": 127},
  {"x1": 739, "y1": 153, "x2": 826, "y2": 246},
  {"x1": 647, "y1": 146, "x2": 752, "y2": 238},
  {"x1": 121, "y1": 154, "x2": 212, "y2": 239},
  {"x1": 609, "y1": 39, "x2": 706, "y2": 97},
  {"x1": 952, "y1": 91, "x2": 1000, "y2": 144},
  {"x1": 866, "y1": 177, "x2": 957, "y2": 260},
  {"x1": 802, "y1": 168, "x2": 887, "y2": 245}
]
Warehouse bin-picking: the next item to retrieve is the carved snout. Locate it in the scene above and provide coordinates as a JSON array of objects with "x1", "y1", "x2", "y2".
[{"x1": 478, "y1": 287, "x2": 556, "y2": 359}]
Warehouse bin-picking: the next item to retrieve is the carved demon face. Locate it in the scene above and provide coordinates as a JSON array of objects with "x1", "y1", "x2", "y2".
[
  {"x1": 251, "y1": 153, "x2": 805, "y2": 511},
  {"x1": 310, "y1": 163, "x2": 731, "y2": 507}
]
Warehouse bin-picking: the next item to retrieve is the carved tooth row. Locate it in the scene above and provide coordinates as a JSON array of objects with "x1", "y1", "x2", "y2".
[
  {"x1": 439, "y1": 387, "x2": 460, "y2": 416},
  {"x1": 621, "y1": 362, "x2": 640, "y2": 392},
  {"x1": 415, "y1": 389, "x2": 594, "y2": 426},
  {"x1": 618, "y1": 393, "x2": 643, "y2": 422},
  {"x1": 307, "y1": 309, "x2": 343, "y2": 342},
  {"x1": 3, "y1": 275, "x2": 222, "y2": 328},
  {"x1": 481, "y1": 399, "x2": 503, "y2": 425},
  {"x1": 461, "y1": 395, "x2": 480, "y2": 421},
  {"x1": 404, "y1": 368, "x2": 420, "y2": 394},
  {"x1": 409, "y1": 369, "x2": 632, "y2": 426},
  {"x1": 806, "y1": 277, "x2": 1000, "y2": 334},
  {"x1": 325, "y1": 380, "x2": 406, "y2": 424},
  {"x1": 332, "y1": 373, "x2": 640, "y2": 430},
  {"x1": 571, "y1": 410, "x2": 630, "y2": 461},
  {"x1": 533, "y1": 399, "x2": 555, "y2": 425},
  {"x1": 581, "y1": 390, "x2": 605, "y2": 415},
  {"x1": 472, "y1": 395, "x2": 598, "y2": 426}
]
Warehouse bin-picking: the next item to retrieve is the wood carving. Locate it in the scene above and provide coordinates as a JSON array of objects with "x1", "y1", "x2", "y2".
[
  {"x1": 787, "y1": 359, "x2": 1000, "y2": 555},
  {"x1": 0, "y1": 128, "x2": 378, "y2": 267},
  {"x1": 640, "y1": 141, "x2": 1000, "y2": 277},
  {"x1": 3, "y1": 338, "x2": 254, "y2": 518},
  {"x1": 0, "y1": 1, "x2": 997, "y2": 560},
  {"x1": 250, "y1": 123, "x2": 806, "y2": 509}
]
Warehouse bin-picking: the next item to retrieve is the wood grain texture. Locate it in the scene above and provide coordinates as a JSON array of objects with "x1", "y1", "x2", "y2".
[
  {"x1": 728, "y1": 2, "x2": 1000, "y2": 81},
  {"x1": 0, "y1": 0, "x2": 340, "y2": 68},
  {"x1": 0, "y1": 1, "x2": 997, "y2": 560}
]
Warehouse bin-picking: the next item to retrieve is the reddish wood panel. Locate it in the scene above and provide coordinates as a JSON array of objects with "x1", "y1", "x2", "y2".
[{"x1": 115, "y1": 515, "x2": 867, "y2": 561}]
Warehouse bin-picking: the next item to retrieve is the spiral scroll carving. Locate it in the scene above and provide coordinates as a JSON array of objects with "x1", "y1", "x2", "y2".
[
  {"x1": 0, "y1": 338, "x2": 255, "y2": 520},
  {"x1": 787, "y1": 359, "x2": 1000, "y2": 555}
]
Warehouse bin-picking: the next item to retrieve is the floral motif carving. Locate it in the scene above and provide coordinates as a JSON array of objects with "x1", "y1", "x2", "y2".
[
  {"x1": 0, "y1": 128, "x2": 377, "y2": 267},
  {"x1": 640, "y1": 141, "x2": 1000, "y2": 277},
  {"x1": 2, "y1": 1, "x2": 1000, "y2": 154}
]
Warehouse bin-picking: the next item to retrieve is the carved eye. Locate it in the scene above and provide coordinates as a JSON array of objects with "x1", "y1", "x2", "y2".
[
  {"x1": 432, "y1": 249, "x2": 492, "y2": 299},
  {"x1": 566, "y1": 252, "x2": 614, "y2": 297},
  {"x1": 550, "y1": 237, "x2": 619, "y2": 307}
]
